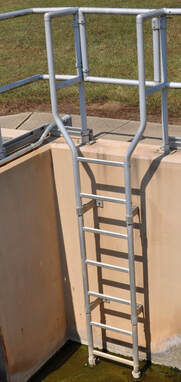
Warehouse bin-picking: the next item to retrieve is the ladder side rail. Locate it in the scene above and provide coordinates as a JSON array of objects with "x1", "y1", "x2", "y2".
[
  {"x1": 124, "y1": 9, "x2": 165, "y2": 379},
  {"x1": 44, "y1": 8, "x2": 95, "y2": 366}
]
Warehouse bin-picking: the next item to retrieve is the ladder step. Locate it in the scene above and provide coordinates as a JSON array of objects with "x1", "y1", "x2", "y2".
[
  {"x1": 83, "y1": 227, "x2": 128, "y2": 239},
  {"x1": 90, "y1": 321, "x2": 132, "y2": 336},
  {"x1": 86, "y1": 259, "x2": 129, "y2": 273},
  {"x1": 80, "y1": 193, "x2": 126, "y2": 204},
  {"x1": 77, "y1": 156, "x2": 124, "y2": 167},
  {"x1": 88, "y1": 291, "x2": 131, "y2": 305},
  {"x1": 93, "y1": 350, "x2": 134, "y2": 367}
]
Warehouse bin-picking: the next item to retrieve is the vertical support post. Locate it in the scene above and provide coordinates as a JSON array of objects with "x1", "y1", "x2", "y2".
[
  {"x1": 73, "y1": 13, "x2": 89, "y2": 144},
  {"x1": 152, "y1": 17, "x2": 161, "y2": 82},
  {"x1": 44, "y1": 10, "x2": 95, "y2": 367},
  {"x1": 78, "y1": 10, "x2": 89, "y2": 78},
  {"x1": 160, "y1": 16, "x2": 169, "y2": 152}
]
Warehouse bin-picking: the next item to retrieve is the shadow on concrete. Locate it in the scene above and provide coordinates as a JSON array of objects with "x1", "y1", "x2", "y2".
[{"x1": 29, "y1": 341, "x2": 80, "y2": 382}]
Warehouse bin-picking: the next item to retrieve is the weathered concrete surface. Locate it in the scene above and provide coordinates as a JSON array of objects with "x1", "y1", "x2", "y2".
[
  {"x1": 1, "y1": 111, "x2": 181, "y2": 146},
  {"x1": 0, "y1": 147, "x2": 68, "y2": 381},
  {"x1": 0, "y1": 113, "x2": 32, "y2": 130}
]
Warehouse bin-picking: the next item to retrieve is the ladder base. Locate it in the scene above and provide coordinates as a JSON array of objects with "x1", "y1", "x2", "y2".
[{"x1": 93, "y1": 349, "x2": 133, "y2": 367}]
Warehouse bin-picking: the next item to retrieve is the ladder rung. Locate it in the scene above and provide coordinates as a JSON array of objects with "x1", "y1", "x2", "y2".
[
  {"x1": 77, "y1": 157, "x2": 124, "y2": 167},
  {"x1": 86, "y1": 259, "x2": 129, "y2": 273},
  {"x1": 93, "y1": 350, "x2": 134, "y2": 367},
  {"x1": 83, "y1": 227, "x2": 128, "y2": 239},
  {"x1": 80, "y1": 193, "x2": 126, "y2": 204},
  {"x1": 90, "y1": 321, "x2": 132, "y2": 336},
  {"x1": 88, "y1": 291, "x2": 131, "y2": 305}
]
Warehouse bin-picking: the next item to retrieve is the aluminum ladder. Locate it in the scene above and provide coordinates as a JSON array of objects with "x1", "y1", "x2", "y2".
[
  {"x1": 43, "y1": 6, "x2": 170, "y2": 380},
  {"x1": 76, "y1": 155, "x2": 142, "y2": 379}
]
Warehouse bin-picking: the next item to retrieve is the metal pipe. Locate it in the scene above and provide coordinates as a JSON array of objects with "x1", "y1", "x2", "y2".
[
  {"x1": 146, "y1": 82, "x2": 166, "y2": 96},
  {"x1": 80, "y1": 8, "x2": 153, "y2": 15},
  {"x1": 137, "y1": 8, "x2": 165, "y2": 21},
  {"x1": 152, "y1": 17, "x2": 161, "y2": 82},
  {"x1": 0, "y1": 121, "x2": 56, "y2": 166},
  {"x1": 42, "y1": 76, "x2": 181, "y2": 89},
  {"x1": 167, "y1": 81, "x2": 181, "y2": 88},
  {"x1": 0, "y1": 8, "x2": 69, "y2": 20},
  {"x1": 78, "y1": 10, "x2": 89, "y2": 77},
  {"x1": 160, "y1": 16, "x2": 169, "y2": 151},
  {"x1": 56, "y1": 76, "x2": 81, "y2": 90},
  {"x1": 73, "y1": 13, "x2": 88, "y2": 138},
  {"x1": 93, "y1": 350, "x2": 134, "y2": 367},
  {"x1": 88, "y1": 291, "x2": 131, "y2": 305},
  {"x1": 0, "y1": 9, "x2": 33, "y2": 20},
  {"x1": 124, "y1": 13, "x2": 147, "y2": 379},
  {"x1": 44, "y1": 9, "x2": 95, "y2": 367},
  {"x1": 42, "y1": 74, "x2": 77, "y2": 80},
  {"x1": 80, "y1": 192, "x2": 126, "y2": 204},
  {"x1": 165, "y1": 8, "x2": 181, "y2": 15},
  {"x1": 85, "y1": 259, "x2": 129, "y2": 273},
  {"x1": 83, "y1": 226, "x2": 128, "y2": 239},
  {"x1": 85, "y1": 76, "x2": 155, "y2": 86},
  {"x1": 0, "y1": 74, "x2": 42, "y2": 94},
  {"x1": 90, "y1": 321, "x2": 132, "y2": 336}
]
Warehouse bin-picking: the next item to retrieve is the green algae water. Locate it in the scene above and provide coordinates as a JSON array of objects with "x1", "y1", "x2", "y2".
[{"x1": 30, "y1": 341, "x2": 181, "y2": 382}]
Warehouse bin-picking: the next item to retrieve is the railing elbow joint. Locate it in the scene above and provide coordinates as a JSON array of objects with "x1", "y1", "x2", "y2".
[
  {"x1": 136, "y1": 14, "x2": 143, "y2": 25},
  {"x1": 44, "y1": 12, "x2": 50, "y2": 23}
]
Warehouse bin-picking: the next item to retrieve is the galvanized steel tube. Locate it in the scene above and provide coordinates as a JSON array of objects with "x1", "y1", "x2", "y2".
[
  {"x1": 152, "y1": 17, "x2": 161, "y2": 82},
  {"x1": 73, "y1": 13, "x2": 88, "y2": 137},
  {"x1": 44, "y1": 9, "x2": 95, "y2": 367},
  {"x1": 160, "y1": 16, "x2": 169, "y2": 151}
]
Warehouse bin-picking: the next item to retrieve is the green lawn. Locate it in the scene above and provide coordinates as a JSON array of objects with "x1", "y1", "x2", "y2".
[{"x1": 0, "y1": 1, "x2": 181, "y2": 119}]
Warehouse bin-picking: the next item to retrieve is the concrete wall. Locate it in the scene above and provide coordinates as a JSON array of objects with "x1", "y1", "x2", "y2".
[
  {"x1": 0, "y1": 135, "x2": 181, "y2": 380},
  {"x1": 0, "y1": 147, "x2": 67, "y2": 381},
  {"x1": 51, "y1": 138, "x2": 181, "y2": 369}
]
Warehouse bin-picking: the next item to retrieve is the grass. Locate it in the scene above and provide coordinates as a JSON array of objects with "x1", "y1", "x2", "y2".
[{"x1": 0, "y1": 1, "x2": 181, "y2": 120}]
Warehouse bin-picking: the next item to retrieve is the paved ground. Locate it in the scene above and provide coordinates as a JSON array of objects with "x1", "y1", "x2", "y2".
[{"x1": 0, "y1": 111, "x2": 181, "y2": 146}]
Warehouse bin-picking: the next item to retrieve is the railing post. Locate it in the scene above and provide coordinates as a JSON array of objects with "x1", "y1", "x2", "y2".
[
  {"x1": 152, "y1": 17, "x2": 161, "y2": 82},
  {"x1": 73, "y1": 13, "x2": 89, "y2": 144},
  {"x1": 78, "y1": 10, "x2": 89, "y2": 78},
  {"x1": 160, "y1": 15, "x2": 170, "y2": 152}
]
